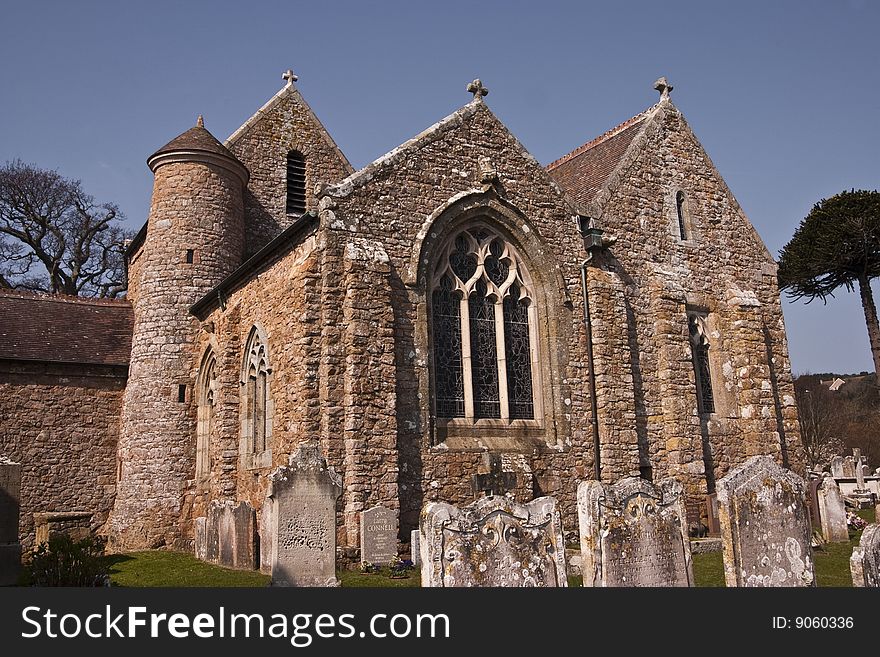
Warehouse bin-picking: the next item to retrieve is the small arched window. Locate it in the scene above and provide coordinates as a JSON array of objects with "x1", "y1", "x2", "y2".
[
  {"x1": 430, "y1": 226, "x2": 539, "y2": 422},
  {"x1": 196, "y1": 348, "x2": 216, "y2": 482},
  {"x1": 286, "y1": 151, "x2": 306, "y2": 216},
  {"x1": 241, "y1": 326, "x2": 272, "y2": 464},
  {"x1": 675, "y1": 190, "x2": 688, "y2": 241}
]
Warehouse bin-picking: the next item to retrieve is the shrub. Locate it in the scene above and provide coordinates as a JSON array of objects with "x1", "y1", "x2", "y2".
[{"x1": 24, "y1": 535, "x2": 111, "y2": 587}]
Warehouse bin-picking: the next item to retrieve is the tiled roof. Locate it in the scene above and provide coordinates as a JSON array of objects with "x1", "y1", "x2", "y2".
[
  {"x1": 546, "y1": 105, "x2": 655, "y2": 206},
  {"x1": 0, "y1": 289, "x2": 133, "y2": 366},
  {"x1": 151, "y1": 122, "x2": 241, "y2": 163}
]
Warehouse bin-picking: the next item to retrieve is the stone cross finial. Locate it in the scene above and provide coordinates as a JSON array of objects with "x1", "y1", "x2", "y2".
[
  {"x1": 471, "y1": 453, "x2": 516, "y2": 498},
  {"x1": 653, "y1": 76, "x2": 673, "y2": 100},
  {"x1": 467, "y1": 79, "x2": 489, "y2": 101},
  {"x1": 196, "y1": 115, "x2": 204, "y2": 128},
  {"x1": 282, "y1": 69, "x2": 298, "y2": 86}
]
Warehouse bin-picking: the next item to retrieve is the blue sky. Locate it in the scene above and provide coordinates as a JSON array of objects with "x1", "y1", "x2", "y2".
[{"x1": 2, "y1": 0, "x2": 878, "y2": 374}]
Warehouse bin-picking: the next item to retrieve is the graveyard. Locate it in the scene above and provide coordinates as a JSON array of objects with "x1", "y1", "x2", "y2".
[{"x1": 6, "y1": 450, "x2": 878, "y2": 588}]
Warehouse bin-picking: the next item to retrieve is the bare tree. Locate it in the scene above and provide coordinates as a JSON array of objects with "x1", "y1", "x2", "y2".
[
  {"x1": 0, "y1": 160, "x2": 131, "y2": 297},
  {"x1": 794, "y1": 375, "x2": 844, "y2": 470}
]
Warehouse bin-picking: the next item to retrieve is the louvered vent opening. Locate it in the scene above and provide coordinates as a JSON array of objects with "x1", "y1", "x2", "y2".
[{"x1": 286, "y1": 151, "x2": 306, "y2": 215}]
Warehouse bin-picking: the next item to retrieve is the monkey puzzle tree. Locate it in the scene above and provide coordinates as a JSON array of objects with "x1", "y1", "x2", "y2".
[
  {"x1": 778, "y1": 190, "x2": 880, "y2": 376},
  {"x1": 0, "y1": 159, "x2": 131, "y2": 297}
]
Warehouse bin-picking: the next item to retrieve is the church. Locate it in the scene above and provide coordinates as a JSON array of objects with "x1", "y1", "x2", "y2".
[{"x1": 0, "y1": 71, "x2": 802, "y2": 558}]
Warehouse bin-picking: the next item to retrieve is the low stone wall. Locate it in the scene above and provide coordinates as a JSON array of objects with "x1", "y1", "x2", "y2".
[{"x1": 0, "y1": 360, "x2": 125, "y2": 549}]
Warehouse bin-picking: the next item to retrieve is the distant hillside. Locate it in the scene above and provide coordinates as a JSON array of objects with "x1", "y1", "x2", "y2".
[{"x1": 793, "y1": 372, "x2": 879, "y2": 470}]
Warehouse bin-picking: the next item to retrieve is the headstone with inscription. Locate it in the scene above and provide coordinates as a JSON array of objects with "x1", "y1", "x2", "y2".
[
  {"x1": 716, "y1": 455, "x2": 814, "y2": 587},
  {"x1": 577, "y1": 476, "x2": 693, "y2": 587},
  {"x1": 0, "y1": 458, "x2": 22, "y2": 586},
  {"x1": 268, "y1": 442, "x2": 342, "y2": 587},
  {"x1": 197, "y1": 501, "x2": 257, "y2": 570},
  {"x1": 851, "y1": 524, "x2": 880, "y2": 587},
  {"x1": 830, "y1": 455, "x2": 845, "y2": 479},
  {"x1": 420, "y1": 495, "x2": 567, "y2": 587},
  {"x1": 360, "y1": 505, "x2": 398, "y2": 565},
  {"x1": 817, "y1": 473, "x2": 849, "y2": 543}
]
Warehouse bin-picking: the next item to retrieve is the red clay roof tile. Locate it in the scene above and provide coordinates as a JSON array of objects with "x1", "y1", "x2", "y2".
[{"x1": 0, "y1": 289, "x2": 133, "y2": 366}]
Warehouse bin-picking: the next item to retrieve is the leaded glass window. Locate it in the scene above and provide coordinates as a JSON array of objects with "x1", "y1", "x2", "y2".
[
  {"x1": 196, "y1": 349, "x2": 216, "y2": 482},
  {"x1": 242, "y1": 326, "x2": 272, "y2": 455},
  {"x1": 430, "y1": 227, "x2": 537, "y2": 421},
  {"x1": 688, "y1": 313, "x2": 715, "y2": 415}
]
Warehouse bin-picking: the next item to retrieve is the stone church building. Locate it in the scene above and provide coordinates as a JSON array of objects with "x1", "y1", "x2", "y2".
[{"x1": 0, "y1": 72, "x2": 802, "y2": 556}]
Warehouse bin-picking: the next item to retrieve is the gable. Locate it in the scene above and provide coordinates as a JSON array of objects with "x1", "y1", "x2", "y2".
[
  {"x1": 547, "y1": 109, "x2": 652, "y2": 209},
  {"x1": 226, "y1": 82, "x2": 354, "y2": 257}
]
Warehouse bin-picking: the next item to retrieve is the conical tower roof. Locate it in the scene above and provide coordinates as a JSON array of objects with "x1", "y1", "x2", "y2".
[{"x1": 147, "y1": 115, "x2": 248, "y2": 183}]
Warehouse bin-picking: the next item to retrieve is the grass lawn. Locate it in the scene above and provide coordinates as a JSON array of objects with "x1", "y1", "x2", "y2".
[{"x1": 106, "y1": 507, "x2": 875, "y2": 587}]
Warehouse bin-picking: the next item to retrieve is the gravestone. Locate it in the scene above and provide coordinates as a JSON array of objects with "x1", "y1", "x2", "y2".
[
  {"x1": 214, "y1": 500, "x2": 257, "y2": 570},
  {"x1": 842, "y1": 456, "x2": 856, "y2": 479},
  {"x1": 260, "y1": 497, "x2": 274, "y2": 573},
  {"x1": 420, "y1": 495, "x2": 567, "y2": 587},
  {"x1": 830, "y1": 455, "x2": 845, "y2": 479},
  {"x1": 577, "y1": 476, "x2": 693, "y2": 587},
  {"x1": 0, "y1": 458, "x2": 22, "y2": 586},
  {"x1": 194, "y1": 517, "x2": 207, "y2": 561},
  {"x1": 268, "y1": 442, "x2": 342, "y2": 587},
  {"x1": 471, "y1": 453, "x2": 517, "y2": 498},
  {"x1": 716, "y1": 455, "x2": 814, "y2": 587},
  {"x1": 850, "y1": 524, "x2": 880, "y2": 587},
  {"x1": 410, "y1": 529, "x2": 421, "y2": 567},
  {"x1": 807, "y1": 478, "x2": 822, "y2": 529},
  {"x1": 360, "y1": 505, "x2": 398, "y2": 565},
  {"x1": 816, "y1": 473, "x2": 849, "y2": 543},
  {"x1": 853, "y1": 449, "x2": 866, "y2": 492},
  {"x1": 33, "y1": 511, "x2": 92, "y2": 545}
]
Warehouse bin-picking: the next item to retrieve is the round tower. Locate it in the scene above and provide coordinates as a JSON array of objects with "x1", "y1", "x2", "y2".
[{"x1": 109, "y1": 117, "x2": 248, "y2": 550}]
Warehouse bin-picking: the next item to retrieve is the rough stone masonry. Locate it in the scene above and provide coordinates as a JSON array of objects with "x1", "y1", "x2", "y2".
[{"x1": 1, "y1": 71, "x2": 803, "y2": 559}]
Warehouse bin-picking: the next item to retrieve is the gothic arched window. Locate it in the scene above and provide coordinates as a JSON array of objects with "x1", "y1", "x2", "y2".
[
  {"x1": 286, "y1": 151, "x2": 306, "y2": 216},
  {"x1": 195, "y1": 348, "x2": 216, "y2": 482},
  {"x1": 241, "y1": 326, "x2": 272, "y2": 465},
  {"x1": 688, "y1": 312, "x2": 715, "y2": 415},
  {"x1": 430, "y1": 227, "x2": 538, "y2": 422}
]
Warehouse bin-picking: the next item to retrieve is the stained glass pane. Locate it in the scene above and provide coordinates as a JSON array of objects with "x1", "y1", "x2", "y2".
[
  {"x1": 432, "y1": 275, "x2": 465, "y2": 417},
  {"x1": 485, "y1": 240, "x2": 509, "y2": 287},
  {"x1": 469, "y1": 279, "x2": 500, "y2": 418},
  {"x1": 450, "y1": 235, "x2": 477, "y2": 282},
  {"x1": 503, "y1": 284, "x2": 534, "y2": 419},
  {"x1": 695, "y1": 345, "x2": 715, "y2": 414}
]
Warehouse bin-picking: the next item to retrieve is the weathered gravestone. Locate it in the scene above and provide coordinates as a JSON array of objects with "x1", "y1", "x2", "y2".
[
  {"x1": 816, "y1": 473, "x2": 849, "y2": 543},
  {"x1": 360, "y1": 505, "x2": 398, "y2": 566},
  {"x1": 716, "y1": 455, "x2": 814, "y2": 587},
  {"x1": 33, "y1": 511, "x2": 92, "y2": 545},
  {"x1": 194, "y1": 517, "x2": 208, "y2": 561},
  {"x1": 267, "y1": 442, "x2": 342, "y2": 587},
  {"x1": 214, "y1": 500, "x2": 257, "y2": 570},
  {"x1": 260, "y1": 497, "x2": 274, "y2": 574},
  {"x1": 830, "y1": 455, "x2": 846, "y2": 479},
  {"x1": 410, "y1": 529, "x2": 421, "y2": 567},
  {"x1": 577, "y1": 476, "x2": 693, "y2": 587},
  {"x1": 850, "y1": 524, "x2": 880, "y2": 587},
  {"x1": 420, "y1": 495, "x2": 567, "y2": 587},
  {"x1": 0, "y1": 458, "x2": 22, "y2": 586}
]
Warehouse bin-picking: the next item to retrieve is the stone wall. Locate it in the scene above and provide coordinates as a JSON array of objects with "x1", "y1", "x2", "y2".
[
  {"x1": 111, "y1": 155, "x2": 246, "y2": 551},
  {"x1": 589, "y1": 101, "x2": 803, "y2": 497},
  {"x1": 194, "y1": 232, "x2": 327, "y2": 542},
  {"x1": 0, "y1": 360, "x2": 124, "y2": 549},
  {"x1": 320, "y1": 100, "x2": 594, "y2": 534},
  {"x1": 227, "y1": 83, "x2": 354, "y2": 257}
]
